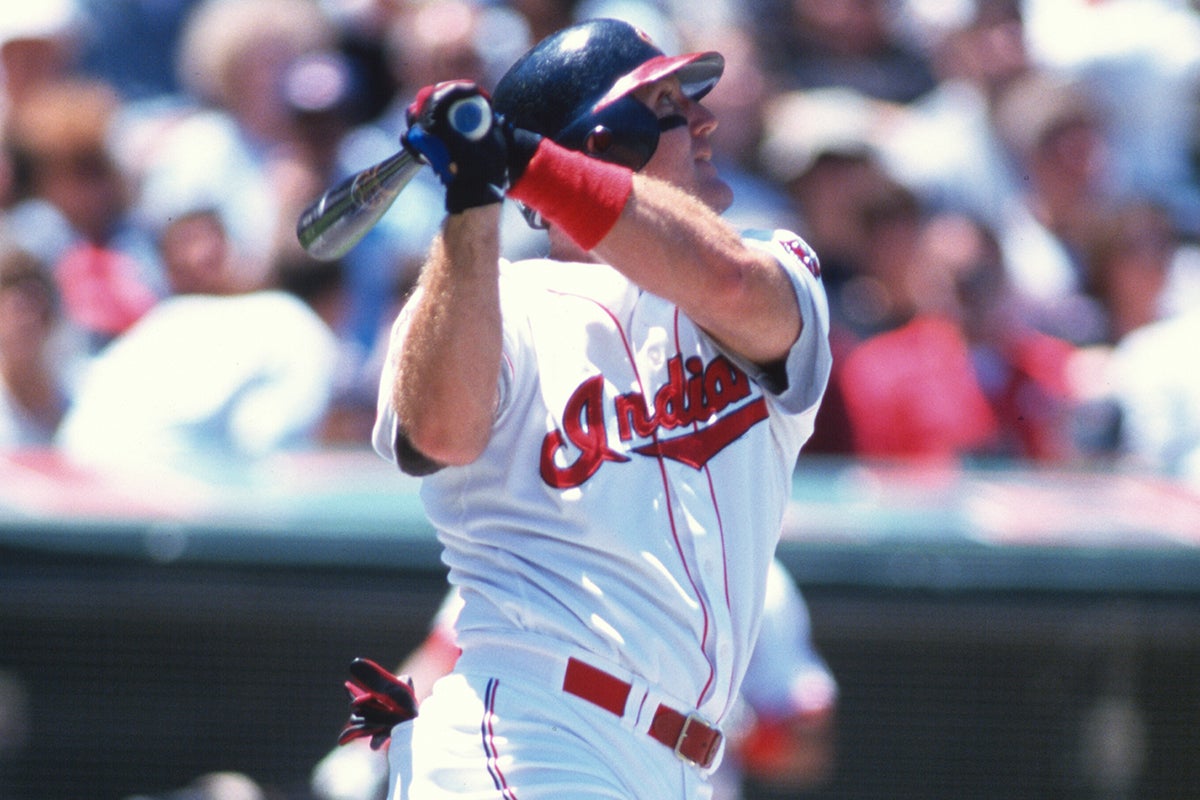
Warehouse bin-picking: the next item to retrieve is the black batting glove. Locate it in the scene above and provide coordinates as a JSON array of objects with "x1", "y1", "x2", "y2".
[
  {"x1": 337, "y1": 657, "x2": 418, "y2": 750},
  {"x1": 402, "y1": 81, "x2": 507, "y2": 214}
]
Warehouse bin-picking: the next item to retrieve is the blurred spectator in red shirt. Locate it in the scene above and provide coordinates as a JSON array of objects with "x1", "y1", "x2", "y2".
[{"x1": 839, "y1": 210, "x2": 1081, "y2": 462}]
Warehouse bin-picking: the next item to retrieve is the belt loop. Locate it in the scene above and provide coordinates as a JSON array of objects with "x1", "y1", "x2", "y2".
[{"x1": 562, "y1": 657, "x2": 630, "y2": 717}]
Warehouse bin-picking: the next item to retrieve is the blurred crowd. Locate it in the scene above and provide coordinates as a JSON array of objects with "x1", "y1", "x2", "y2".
[{"x1": 1, "y1": 0, "x2": 1200, "y2": 487}]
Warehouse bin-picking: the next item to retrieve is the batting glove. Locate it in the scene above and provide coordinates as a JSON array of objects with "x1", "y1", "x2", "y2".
[
  {"x1": 403, "y1": 81, "x2": 507, "y2": 214},
  {"x1": 337, "y1": 657, "x2": 418, "y2": 750}
]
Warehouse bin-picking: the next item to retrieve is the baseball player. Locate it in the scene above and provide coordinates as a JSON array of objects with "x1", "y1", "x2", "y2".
[{"x1": 365, "y1": 17, "x2": 831, "y2": 799}]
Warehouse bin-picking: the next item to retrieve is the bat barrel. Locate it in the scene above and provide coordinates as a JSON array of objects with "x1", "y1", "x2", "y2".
[
  {"x1": 296, "y1": 148, "x2": 423, "y2": 261},
  {"x1": 296, "y1": 94, "x2": 493, "y2": 261}
]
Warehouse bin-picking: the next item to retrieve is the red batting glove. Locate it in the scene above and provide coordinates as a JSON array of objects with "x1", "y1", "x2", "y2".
[{"x1": 337, "y1": 657, "x2": 419, "y2": 750}]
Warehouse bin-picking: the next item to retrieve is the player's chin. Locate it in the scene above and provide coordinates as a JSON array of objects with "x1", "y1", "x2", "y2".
[{"x1": 697, "y1": 168, "x2": 734, "y2": 214}]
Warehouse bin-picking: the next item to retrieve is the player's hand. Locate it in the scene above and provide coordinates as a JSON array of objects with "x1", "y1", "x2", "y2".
[
  {"x1": 402, "y1": 80, "x2": 507, "y2": 214},
  {"x1": 337, "y1": 657, "x2": 418, "y2": 750}
]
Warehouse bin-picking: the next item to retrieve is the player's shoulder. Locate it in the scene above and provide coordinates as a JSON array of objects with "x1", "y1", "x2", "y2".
[{"x1": 741, "y1": 228, "x2": 822, "y2": 281}]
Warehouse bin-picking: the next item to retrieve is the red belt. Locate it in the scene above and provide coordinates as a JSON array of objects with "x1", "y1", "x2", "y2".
[{"x1": 562, "y1": 657, "x2": 723, "y2": 768}]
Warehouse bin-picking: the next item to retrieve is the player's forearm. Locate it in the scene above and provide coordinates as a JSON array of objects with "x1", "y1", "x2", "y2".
[
  {"x1": 594, "y1": 175, "x2": 802, "y2": 366},
  {"x1": 392, "y1": 208, "x2": 503, "y2": 465},
  {"x1": 508, "y1": 135, "x2": 802, "y2": 365}
]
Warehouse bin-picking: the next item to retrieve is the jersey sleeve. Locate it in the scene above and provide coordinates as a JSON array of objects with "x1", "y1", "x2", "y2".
[{"x1": 738, "y1": 229, "x2": 832, "y2": 416}]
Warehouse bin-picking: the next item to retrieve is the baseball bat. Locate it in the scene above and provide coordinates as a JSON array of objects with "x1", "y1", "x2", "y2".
[
  {"x1": 296, "y1": 92, "x2": 496, "y2": 261},
  {"x1": 295, "y1": 147, "x2": 424, "y2": 261}
]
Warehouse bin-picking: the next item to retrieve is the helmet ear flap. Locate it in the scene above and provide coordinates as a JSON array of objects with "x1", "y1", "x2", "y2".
[
  {"x1": 584, "y1": 126, "x2": 614, "y2": 156},
  {"x1": 558, "y1": 95, "x2": 660, "y2": 170}
]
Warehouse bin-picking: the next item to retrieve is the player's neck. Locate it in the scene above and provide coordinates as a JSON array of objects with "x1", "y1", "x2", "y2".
[{"x1": 547, "y1": 228, "x2": 602, "y2": 264}]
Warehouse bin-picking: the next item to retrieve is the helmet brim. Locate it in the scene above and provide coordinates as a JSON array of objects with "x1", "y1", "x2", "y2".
[{"x1": 593, "y1": 51, "x2": 724, "y2": 112}]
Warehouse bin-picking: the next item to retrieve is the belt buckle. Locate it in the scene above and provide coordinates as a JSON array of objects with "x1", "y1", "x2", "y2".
[{"x1": 673, "y1": 711, "x2": 717, "y2": 766}]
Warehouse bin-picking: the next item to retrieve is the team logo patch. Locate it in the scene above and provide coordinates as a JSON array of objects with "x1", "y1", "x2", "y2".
[{"x1": 782, "y1": 236, "x2": 821, "y2": 278}]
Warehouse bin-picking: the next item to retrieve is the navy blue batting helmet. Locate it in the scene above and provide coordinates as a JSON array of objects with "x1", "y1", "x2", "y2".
[{"x1": 491, "y1": 18, "x2": 724, "y2": 171}]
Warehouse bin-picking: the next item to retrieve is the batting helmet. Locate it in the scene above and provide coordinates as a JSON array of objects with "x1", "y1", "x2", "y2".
[{"x1": 491, "y1": 18, "x2": 724, "y2": 171}]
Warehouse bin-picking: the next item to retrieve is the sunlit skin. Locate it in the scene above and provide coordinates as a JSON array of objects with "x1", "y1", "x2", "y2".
[{"x1": 633, "y1": 76, "x2": 734, "y2": 215}]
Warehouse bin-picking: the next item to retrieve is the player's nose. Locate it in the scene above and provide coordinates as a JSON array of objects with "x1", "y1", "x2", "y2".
[{"x1": 688, "y1": 102, "x2": 718, "y2": 139}]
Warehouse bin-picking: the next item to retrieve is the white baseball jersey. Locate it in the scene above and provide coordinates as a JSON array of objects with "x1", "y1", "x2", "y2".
[{"x1": 373, "y1": 228, "x2": 830, "y2": 795}]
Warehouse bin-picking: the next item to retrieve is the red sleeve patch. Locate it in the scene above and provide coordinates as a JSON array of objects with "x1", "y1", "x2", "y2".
[{"x1": 781, "y1": 236, "x2": 821, "y2": 278}]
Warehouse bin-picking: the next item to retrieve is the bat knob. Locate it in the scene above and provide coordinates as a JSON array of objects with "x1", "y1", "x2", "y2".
[{"x1": 447, "y1": 95, "x2": 493, "y2": 142}]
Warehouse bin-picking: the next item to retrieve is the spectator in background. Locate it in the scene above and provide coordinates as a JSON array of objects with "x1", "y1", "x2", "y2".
[
  {"x1": 55, "y1": 208, "x2": 344, "y2": 472},
  {"x1": 0, "y1": 0, "x2": 86, "y2": 124},
  {"x1": 834, "y1": 179, "x2": 935, "y2": 339},
  {"x1": 1068, "y1": 198, "x2": 1196, "y2": 465},
  {"x1": 920, "y1": 211, "x2": 1079, "y2": 462},
  {"x1": 1081, "y1": 199, "x2": 1180, "y2": 346},
  {"x1": 829, "y1": 187, "x2": 1002, "y2": 461},
  {"x1": 74, "y1": 0, "x2": 198, "y2": 102},
  {"x1": 4, "y1": 77, "x2": 162, "y2": 353},
  {"x1": 269, "y1": 49, "x2": 365, "y2": 271},
  {"x1": 133, "y1": 0, "x2": 338, "y2": 287},
  {"x1": 989, "y1": 69, "x2": 1118, "y2": 346},
  {"x1": 1105, "y1": 306, "x2": 1200, "y2": 490},
  {"x1": 0, "y1": 0, "x2": 83, "y2": 239},
  {"x1": 1022, "y1": 0, "x2": 1200, "y2": 241},
  {"x1": 762, "y1": 0, "x2": 938, "y2": 104},
  {"x1": 829, "y1": 186, "x2": 1091, "y2": 464},
  {"x1": 881, "y1": 0, "x2": 1032, "y2": 230},
  {"x1": 0, "y1": 246, "x2": 69, "y2": 448},
  {"x1": 270, "y1": 47, "x2": 397, "y2": 447},
  {"x1": 313, "y1": 0, "x2": 402, "y2": 131}
]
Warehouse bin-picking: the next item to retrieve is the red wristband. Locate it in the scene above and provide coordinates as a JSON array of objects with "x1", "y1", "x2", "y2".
[{"x1": 508, "y1": 139, "x2": 634, "y2": 250}]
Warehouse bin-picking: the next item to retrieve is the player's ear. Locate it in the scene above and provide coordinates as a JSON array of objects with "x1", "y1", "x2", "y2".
[{"x1": 394, "y1": 426, "x2": 445, "y2": 476}]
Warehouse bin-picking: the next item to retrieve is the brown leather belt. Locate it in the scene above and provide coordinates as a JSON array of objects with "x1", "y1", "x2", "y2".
[{"x1": 561, "y1": 657, "x2": 722, "y2": 768}]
